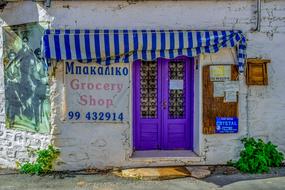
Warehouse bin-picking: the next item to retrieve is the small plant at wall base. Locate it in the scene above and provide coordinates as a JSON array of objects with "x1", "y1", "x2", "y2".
[
  {"x1": 228, "y1": 138, "x2": 284, "y2": 173},
  {"x1": 16, "y1": 145, "x2": 60, "y2": 175}
]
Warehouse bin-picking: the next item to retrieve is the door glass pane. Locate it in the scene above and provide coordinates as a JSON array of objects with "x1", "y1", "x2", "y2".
[
  {"x1": 140, "y1": 61, "x2": 158, "y2": 118},
  {"x1": 168, "y1": 61, "x2": 185, "y2": 119}
]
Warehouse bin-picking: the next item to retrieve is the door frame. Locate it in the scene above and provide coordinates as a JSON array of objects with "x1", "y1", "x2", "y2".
[{"x1": 132, "y1": 56, "x2": 195, "y2": 151}]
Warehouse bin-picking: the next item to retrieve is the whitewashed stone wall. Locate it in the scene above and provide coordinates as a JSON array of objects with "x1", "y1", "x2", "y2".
[
  {"x1": 0, "y1": 0, "x2": 284, "y2": 170},
  {"x1": 0, "y1": 25, "x2": 51, "y2": 168}
]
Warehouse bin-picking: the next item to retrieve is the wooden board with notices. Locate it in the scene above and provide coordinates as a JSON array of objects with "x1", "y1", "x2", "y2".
[{"x1": 203, "y1": 64, "x2": 239, "y2": 134}]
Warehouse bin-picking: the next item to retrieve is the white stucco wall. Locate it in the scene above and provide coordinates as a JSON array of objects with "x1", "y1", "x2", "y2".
[{"x1": 0, "y1": 0, "x2": 285, "y2": 170}]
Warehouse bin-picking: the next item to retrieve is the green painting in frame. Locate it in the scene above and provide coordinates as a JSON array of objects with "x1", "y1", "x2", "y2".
[{"x1": 3, "y1": 22, "x2": 50, "y2": 133}]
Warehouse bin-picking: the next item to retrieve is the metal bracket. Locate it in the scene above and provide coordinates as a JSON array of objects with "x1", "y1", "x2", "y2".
[
  {"x1": 0, "y1": 0, "x2": 7, "y2": 10},
  {"x1": 44, "y1": 0, "x2": 51, "y2": 8}
]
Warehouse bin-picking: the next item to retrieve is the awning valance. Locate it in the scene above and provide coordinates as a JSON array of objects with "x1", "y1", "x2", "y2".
[{"x1": 43, "y1": 29, "x2": 246, "y2": 72}]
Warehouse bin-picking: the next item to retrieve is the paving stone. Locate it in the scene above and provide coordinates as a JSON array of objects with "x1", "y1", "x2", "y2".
[{"x1": 186, "y1": 166, "x2": 211, "y2": 179}]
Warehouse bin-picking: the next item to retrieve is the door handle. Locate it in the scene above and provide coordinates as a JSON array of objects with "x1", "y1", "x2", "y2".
[{"x1": 162, "y1": 100, "x2": 167, "y2": 109}]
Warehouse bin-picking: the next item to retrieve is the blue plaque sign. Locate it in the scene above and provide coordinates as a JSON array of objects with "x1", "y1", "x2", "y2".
[{"x1": 216, "y1": 117, "x2": 238, "y2": 133}]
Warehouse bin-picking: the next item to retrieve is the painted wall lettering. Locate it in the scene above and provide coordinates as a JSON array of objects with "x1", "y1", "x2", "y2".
[
  {"x1": 66, "y1": 62, "x2": 129, "y2": 76},
  {"x1": 64, "y1": 61, "x2": 130, "y2": 123}
]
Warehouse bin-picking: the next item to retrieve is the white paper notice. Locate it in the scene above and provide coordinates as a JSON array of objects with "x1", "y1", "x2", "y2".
[
  {"x1": 169, "y1": 80, "x2": 184, "y2": 90},
  {"x1": 224, "y1": 91, "x2": 237, "y2": 102},
  {"x1": 224, "y1": 81, "x2": 239, "y2": 92},
  {"x1": 213, "y1": 82, "x2": 224, "y2": 97},
  {"x1": 210, "y1": 65, "x2": 231, "y2": 81}
]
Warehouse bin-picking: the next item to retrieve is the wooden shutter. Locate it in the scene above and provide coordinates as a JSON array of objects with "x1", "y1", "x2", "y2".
[{"x1": 246, "y1": 59, "x2": 270, "y2": 85}]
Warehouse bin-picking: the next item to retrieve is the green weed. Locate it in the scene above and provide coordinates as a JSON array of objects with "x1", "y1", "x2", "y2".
[
  {"x1": 16, "y1": 145, "x2": 60, "y2": 175},
  {"x1": 229, "y1": 137, "x2": 284, "y2": 173}
]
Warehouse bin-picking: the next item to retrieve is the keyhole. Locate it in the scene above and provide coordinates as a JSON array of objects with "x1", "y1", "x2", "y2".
[{"x1": 163, "y1": 100, "x2": 167, "y2": 109}]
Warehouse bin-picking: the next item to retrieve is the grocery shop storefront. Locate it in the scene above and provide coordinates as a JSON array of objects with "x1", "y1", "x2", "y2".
[
  {"x1": 2, "y1": 0, "x2": 285, "y2": 172},
  {"x1": 43, "y1": 29, "x2": 246, "y2": 157}
]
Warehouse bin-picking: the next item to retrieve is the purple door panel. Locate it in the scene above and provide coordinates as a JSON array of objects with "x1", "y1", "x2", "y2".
[{"x1": 133, "y1": 57, "x2": 194, "y2": 150}]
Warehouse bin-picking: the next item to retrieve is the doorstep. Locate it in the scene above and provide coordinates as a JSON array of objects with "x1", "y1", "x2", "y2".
[
  {"x1": 114, "y1": 166, "x2": 191, "y2": 180},
  {"x1": 129, "y1": 150, "x2": 203, "y2": 163}
]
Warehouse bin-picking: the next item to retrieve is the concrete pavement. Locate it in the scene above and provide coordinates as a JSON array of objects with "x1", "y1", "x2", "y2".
[{"x1": 0, "y1": 171, "x2": 284, "y2": 190}]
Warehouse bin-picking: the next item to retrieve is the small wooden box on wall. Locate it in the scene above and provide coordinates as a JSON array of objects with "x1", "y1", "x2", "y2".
[{"x1": 246, "y1": 58, "x2": 271, "y2": 85}]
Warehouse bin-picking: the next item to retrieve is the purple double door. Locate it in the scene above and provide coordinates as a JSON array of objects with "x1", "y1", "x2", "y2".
[{"x1": 133, "y1": 57, "x2": 194, "y2": 150}]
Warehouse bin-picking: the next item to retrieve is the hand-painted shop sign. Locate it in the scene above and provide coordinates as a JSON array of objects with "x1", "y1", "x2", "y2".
[
  {"x1": 216, "y1": 117, "x2": 238, "y2": 133},
  {"x1": 64, "y1": 61, "x2": 130, "y2": 123}
]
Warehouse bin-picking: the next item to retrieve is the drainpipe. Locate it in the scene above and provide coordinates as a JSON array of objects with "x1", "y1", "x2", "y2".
[
  {"x1": 246, "y1": 0, "x2": 261, "y2": 137},
  {"x1": 253, "y1": 0, "x2": 261, "y2": 32},
  {"x1": 246, "y1": 88, "x2": 250, "y2": 137}
]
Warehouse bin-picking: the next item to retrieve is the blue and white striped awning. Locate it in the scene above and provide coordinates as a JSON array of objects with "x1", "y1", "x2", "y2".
[{"x1": 43, "y1": 29, "x2": 246, "y2": 72}]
